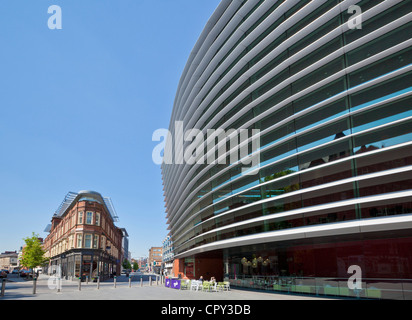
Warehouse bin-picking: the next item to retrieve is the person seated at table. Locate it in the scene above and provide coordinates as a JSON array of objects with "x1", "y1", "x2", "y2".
[
  {"x1": 210, "y1": 276, "x2": 216, "y2": 284},
  {"x1": 198, "y1": 276, "x2": 204, "y2": 283}
]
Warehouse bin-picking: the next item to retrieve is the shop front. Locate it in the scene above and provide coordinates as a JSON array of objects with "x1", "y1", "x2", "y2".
[
  {"x1": 46, "y1": 249, "x2": 118, "y2": 281},
  {"x1": 223, "y1": 232, "x2": 412, "y2": 299}
]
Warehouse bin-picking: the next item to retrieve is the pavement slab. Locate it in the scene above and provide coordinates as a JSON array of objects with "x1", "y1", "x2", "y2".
[{"x1": 0, "y1": 274, "x2": 336, "y2": 300}]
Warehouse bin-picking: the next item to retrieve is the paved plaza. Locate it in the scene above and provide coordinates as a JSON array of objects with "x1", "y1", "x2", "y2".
[{"x1": 0, "y1": 274, "x2": 335, "y2": 300}]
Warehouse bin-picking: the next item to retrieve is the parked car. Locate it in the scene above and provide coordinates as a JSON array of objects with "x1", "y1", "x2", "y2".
[
  {"x1": 0, "y1": 270, "x2": 7, "y2": 278},
  {"x1": 11, "y1": 269, "x2": 19, "y2": 274},
  {"x1": 20, "y1": 269, "x2": 33, "y2": 278}
]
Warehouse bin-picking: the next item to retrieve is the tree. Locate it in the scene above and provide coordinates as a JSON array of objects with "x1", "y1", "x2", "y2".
[
  {"x1": 20, "y1": 233, "x2": 48, "y2": 278},
  {"x1": 132, "y1": 262, "x2": 139, "y2": 271},
  {"x1": 122, "y1": 259, "x2": 132, "y2": 271}
]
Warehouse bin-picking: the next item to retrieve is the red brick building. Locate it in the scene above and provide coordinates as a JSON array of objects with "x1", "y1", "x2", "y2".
[
  {"x1": 148, "y1": 247, "x2": 162, "y2": 274},
  {"x1": 43, "y1": 191, "x2": 124, "y2": 281}
]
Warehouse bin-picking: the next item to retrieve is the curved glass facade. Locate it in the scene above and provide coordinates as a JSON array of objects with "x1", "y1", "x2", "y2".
[{"x1": 162, "y1": 0, "x2": 412, "y2": 299}]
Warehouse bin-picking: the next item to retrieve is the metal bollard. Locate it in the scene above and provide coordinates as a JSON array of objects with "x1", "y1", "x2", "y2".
[
  {"x1": 156, "y1": 276, "x2": 159, "y2": 286},
  {"x1": 140, "y1": 277, "x2": 143, "y2": 287},
  {"x1": 33, "y1": 277, "x2": 37, "y2": 295},
  {"x1": 57, "y1": 277, "x2": 61, "y2": 293},
  {"x1": 1, "y1": 278, "x2": 6, "y2": 297},
  {"x1": 78, "y1": 277, "x2": 82, "y2": 291},
  {"x1": 86, "y1": 276, "x2": 89, "y2": 285},
  {"x1": 149, "y1": 276, "x2": 152, "y2": 286},
  {"x1": 114, "y1": 276, "x2": 117, "y2": 288},
  {"x1": 129, "y1": 276, "x2": 132, "y2": 288},
  {"x1": 97, "y1": 276, "x2": 100, "y2": 290}
]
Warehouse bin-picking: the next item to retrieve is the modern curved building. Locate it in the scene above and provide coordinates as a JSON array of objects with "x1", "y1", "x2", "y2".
[{"x1": 162, "y1": 0, "x2": 412, "y2": 299}]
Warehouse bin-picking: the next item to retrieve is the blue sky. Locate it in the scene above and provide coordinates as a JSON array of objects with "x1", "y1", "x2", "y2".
[{"x1": 0, "y1": 0, "x2": 221, "y2": 258}]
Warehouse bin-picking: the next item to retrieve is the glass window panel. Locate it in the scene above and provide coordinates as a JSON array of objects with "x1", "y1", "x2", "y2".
[
  {"x1": 358, "y1": 172, "x2": 412, "y2": 197},
  {"x1": 199, "y1": 194, "x2": 213, "y2": 210},
  {"x1": 347, "y1": 22, "x2": 412, "y2": 66},
  {"x1": 252, "y1": 52, "x2": 288, "y2": 85},
  {"x1": 214, "y1": 197, "x2": 233, "y2": 216},
  {"x1": 293, "y1": 78, "x2": 346, "y2": 114},
  {"x1": 215, "y1": 211, "x2": 235, "y2": 229},
  {"x1": 231, "y1": 110, "x2": 254, "y2": 130},
  {"x1": 360, "y1": 199, "x2": 412, "y2": 219},
  {"x1": 237, "y1": 188, "x2": 262, "y2": 205},
  {"x1": 297, "y1": 118, "x2": 351, "y2": 153},
  {"x1": 212, "y1": 170, "x2": 231, "y2": 191},
  {"x1": 298, "y1": 138, "x2": 352, "y2": 171},
  {"x1": 301, "y1": 182, "x2": 355, "y2": 207},
  {"x1": 213, "y1": 186, "x2": 232, "y2": 203},
  {"x1": 194, "y1": 170, "x2": 211, "y2": 191},
  {"x1": 223, "y1": 95, "x2": 252, "y2": 125},
  {"x1": 351, "y1": 95, "x2": 412, "y2": 134},
  {"x1": 233, "y1": 204, "x2": 263, "y2": 223},
  {"x1": 230, "y1": 192, "x2": 257, "y2": 211},
  {"x1": 253, "y1": 86, "x2": 292, "y2": 116},
  {"x1": 353, "y1": 119, "x2": 412, "y2": 154},
  {"x1": 343, "y1": 0, "x2": 411, "y2": 45},
  {"x1": 200, "y1": 207, "x2": 213, "y2": 222},
  {"x1": 92, "y1": 256, "x2": 98, "y2": 278},
  {"x1": 78, "y1": 212, "x2": 83, "y2": 224},
  {"x1": 261, "y1": 140, "x2": 297, "y2": 165},
  {"x1": 300, "y1": 160, "x2": 353, "y2": 189},
  {"x1": 262, "y1": 194, "x2": 302, "y2": 215},
  {"x1": 255, "y1": 68, "x2": 290, "y2": 99},
  {"x1": 348, "y1": 48, "x2": 412, "y2": 88},
  {"x1": 231, "y1": 174, "x2": 260, "y2": 195},
  {"x1": 95, "y1": 213, "x2": 100, "y2": 226},
  {"x1": 86, "y1": 212, "x2": 93, "y2": 225},
  {"x1": 202, "y1": 219, "x2": 216, "y2": 234},
  {"x1": 304, "y1": 206, "x2": 357, "y2": 226},
  {"x1": 260, "y1": 157, "x2": 299, "y2": 183},
  {"x1": 264, "y1": 215, "x2": 305, "y2": 232},
  {"x1": 355, "y1": 144, "x2": 412, "y2": 176},
  {"x1": 295, "y1": 98, "x2": 349, "y2": 133},
  {"x1": 261, "y1": 175, "x2": 300, "y2": 199},
  {"x1": 77, "y1": 234, "x2": 82, "y2": 248},
  {"x1": 286, "y1": 1, "x2": 339, "y2": 38},
  {"x1": 292, "y1": 57, "x2": 345, "y2": 95},
  {"x1": 74, "y1": 255, "x2": 81, "y2": 278},
  {"x1": 290, "y1": 38, "x2": 342, "y2": 76},
  {"x1": 235, "y1": 220, "x2": 266, "y2": 237},
  {"x1": 93, "y1": 235, "x2": 99, "y2": 249},
  {"x1": 255, "y1": 103, "x2": 294, "y2": 131},
  {"x1": 261, "y1": 121, "x2": 295, "y2": 148},
  {"x1": 289, "y1": 16, "x2": 340, "y2": 56},
  {"x1": 197, "y1": 182, "x2": 211, "y2": 199}
]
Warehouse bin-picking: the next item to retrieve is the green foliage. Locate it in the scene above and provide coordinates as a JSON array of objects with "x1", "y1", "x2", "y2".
[
  {"x1": 132, "y1": 262, "x2": 139, "y2": 271},
  {"x1": 20, "y1": 232, "x2": 48, "y2": 270},
  {"x1": 122, "y1": 259, "x2": 132, "y2": 270},
  {"x1": 260, "y1": 169, "x2": 295, "y2": 183}
]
